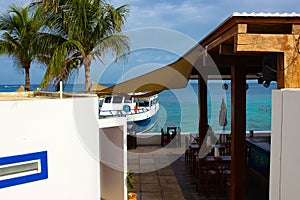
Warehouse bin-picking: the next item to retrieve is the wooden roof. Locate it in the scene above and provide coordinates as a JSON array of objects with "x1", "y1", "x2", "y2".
[
  {"x1": 95, "y1": 13, "x2": 300, "y2": 96},
  {"x1": 188, "y1": 12, "x2": 300, "y2": 87},
  {"x1": 194, "y1": 13, "x2": 300, "y2": 200}
]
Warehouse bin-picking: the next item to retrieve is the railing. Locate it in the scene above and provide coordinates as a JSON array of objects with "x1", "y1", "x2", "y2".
[{"x1": 99, "y1": 107, "x2": 150, "y2": 117}]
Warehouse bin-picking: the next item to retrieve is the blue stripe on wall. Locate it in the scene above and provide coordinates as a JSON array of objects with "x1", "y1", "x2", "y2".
[{"x1": 0, "y1": 151, "x2": 48, "y2": 189}]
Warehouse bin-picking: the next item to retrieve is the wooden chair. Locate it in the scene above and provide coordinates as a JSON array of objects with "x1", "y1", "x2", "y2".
[
  {"x1": 202, "y1": 159, "x2": 221, "y2": 196},
  {"x1": 189, "y1": 145, "x2": 199, "y2": 176},
  {"x1": 225, "y1": 135, "x2": 231, "y2": 155},
  {"x1": 219, "y1": 161, "x2": 231, "y2": 195},
  {"x1": 185, "y1": 149, "x2": 192, "y2": 163},
  {"x1": 160, "y1": 128, "x2": 170, "y2": 146},
  {"x1": 127, "y1": 131, "x2": 137, "y2": 150},
  {"x1": 195, "y1": 157, "x2": 205, "y2": 194}
]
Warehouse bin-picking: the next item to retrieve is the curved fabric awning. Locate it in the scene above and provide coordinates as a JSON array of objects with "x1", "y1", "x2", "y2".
[
  {"x1": 95, "y1": 48, "x2": 201, "y2": 97},
  {"x1": 90, "y1": 82, "x2": 107, "y2": 92}
]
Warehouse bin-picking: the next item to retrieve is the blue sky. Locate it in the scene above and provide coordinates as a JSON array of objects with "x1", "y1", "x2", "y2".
[{"x1": 1, "y1": 0, "x2": 300, "y2": 85}]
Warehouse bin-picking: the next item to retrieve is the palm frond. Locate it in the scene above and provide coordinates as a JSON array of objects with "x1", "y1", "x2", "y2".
[
  {"x1": 22, "y1": 0, "x2": 130, "y2": 91},
  {"x1": 95, "y1": 33, "x2": 130, "y2": 62},
  {"x1": 40, "y1": 39, "x2": 84, "y2": 88}
]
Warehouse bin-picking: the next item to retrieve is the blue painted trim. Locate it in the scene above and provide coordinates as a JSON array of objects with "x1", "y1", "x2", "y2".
[{"x1": 0, "y1": 151, "x2": 48, "y2": 189}]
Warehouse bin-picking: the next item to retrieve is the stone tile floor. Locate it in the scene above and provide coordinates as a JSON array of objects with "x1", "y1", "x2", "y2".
[
  {"x1": 128, "y1": 146, "x2": 185, "y2": 200},
  {"x1": 128, "y1": 146, "x2": 269, "y2": 200}
]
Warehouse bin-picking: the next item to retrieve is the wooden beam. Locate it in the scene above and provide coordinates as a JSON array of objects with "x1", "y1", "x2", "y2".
[
  {"x1": 233, "y1": 16, "x2": 300, "y2": 25},
  {"x1": 292, "y1": 24, "x2": 300, "y2": 34},
  {"x1": 230, "y1": 65, "x2": 246, "y2": 200},
  {"x1": 235, "y1": 33, "x2": 294, "y2": 52},
  {"x1": 200, "y1": 16, "x2": 300, "y2": 47},
  {"x1": 206, "y1": 24, "x2": 247, "y2": 51},
  {"x1": 298, "y1": 54, "x2": 300, "y2": 87},
  {"x1": 284, "y1": 51, "x2": 300, "y2": 88},
  {"x1": 238, "y1": 23, "x2": 248, "y2": 33},
  {"x1": 197, "y1": 54, "x2": 263, "y2": 68},
  {"x1": 219, "y1": 44, "x2": 234, "y2": 55},
  {"x1": 235, "y1": 33, "x2": 300, "y2": 88},
  {"x1": 211, "y1": 55, "x2": 263, "y2": 67},
  {"x1": 198, "y1": 74, "x2": 208, "y2": 147},
  {"x1": 277, "y1": 53, "x2": 285, "y2": 89}
]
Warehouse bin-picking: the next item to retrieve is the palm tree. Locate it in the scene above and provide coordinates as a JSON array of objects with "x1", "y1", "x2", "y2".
[
  {"x1": 31, "y1": 1, "x2": 85, "y2": 90},
  {"x1": 35, "y1": 0, "x2": 130, "y2": 91},
  {"x1": 0, "y1": 5, "x2": 45, "y2": 90}
]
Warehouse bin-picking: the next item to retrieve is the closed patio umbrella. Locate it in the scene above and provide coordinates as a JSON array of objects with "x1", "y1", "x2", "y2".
[{"x1": 219, "y1": 98, "x2": 228, "y2": 131}]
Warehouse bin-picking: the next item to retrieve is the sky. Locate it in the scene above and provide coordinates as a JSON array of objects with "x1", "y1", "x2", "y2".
[{"x1": 1, "y1": 0, "x2": 300, "y2": 85}]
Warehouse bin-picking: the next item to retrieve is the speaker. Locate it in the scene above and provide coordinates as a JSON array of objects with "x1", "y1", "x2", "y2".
[{"x1": 262, "y1": 53, "x2": 277, "y2": 82}]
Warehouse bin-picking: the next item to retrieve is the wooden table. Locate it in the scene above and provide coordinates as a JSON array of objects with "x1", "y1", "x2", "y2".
[
  {"x1": 189, "y1": 143, "x2": 200, "y2": 175},
  {"x1": 196, "y1": 156, "x2": 231, "y2": 195},
  {"x1": 204, "y1": 156, "x2": 231, "y2": 162}
]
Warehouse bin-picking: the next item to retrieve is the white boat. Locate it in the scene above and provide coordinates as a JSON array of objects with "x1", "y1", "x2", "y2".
[{"x1": 99, "y1": 94, "x2": 159, "y2": 133}]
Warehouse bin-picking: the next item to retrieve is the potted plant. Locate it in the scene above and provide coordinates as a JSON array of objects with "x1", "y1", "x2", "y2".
[{"x1": 127, "y1": 171, "x2": 137, "y2": 200}]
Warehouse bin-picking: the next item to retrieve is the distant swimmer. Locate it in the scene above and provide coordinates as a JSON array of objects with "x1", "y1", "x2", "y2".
[{"x1": 259, "y1": 106, "x2": 264, "y2": 111}]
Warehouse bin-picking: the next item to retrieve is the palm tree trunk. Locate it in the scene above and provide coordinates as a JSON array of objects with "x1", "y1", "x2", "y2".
[
  {"x1": 25, "y1": 67, "x2": 30, "y2": 91},
  {"x1": 83, "y1": 54, "x2": 93, "y2": 92},
  {"x1": 84, "y1": 61, "x2": 91, "y2": 92}
]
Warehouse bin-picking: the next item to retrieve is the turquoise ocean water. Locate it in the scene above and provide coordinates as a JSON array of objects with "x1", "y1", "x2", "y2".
[
  {"x1": 150, "y1": 81, "x2": 275, "y2": 133},
  {"x1": 0, "y1": 81, "x2": 275, "y2": 133}
]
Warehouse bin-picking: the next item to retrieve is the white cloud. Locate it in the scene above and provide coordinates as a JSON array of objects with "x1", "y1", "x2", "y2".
[
  {"x1": 2, "y1": 0, "x2": 300, "y2": 84},
  {"x1": 119, "y1": 0, "x2": 300, "y2": 40}
]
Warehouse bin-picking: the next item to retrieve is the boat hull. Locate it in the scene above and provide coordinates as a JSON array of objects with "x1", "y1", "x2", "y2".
[
  {"x1": 99, "y1": 94, "x2": 159, "y2": 134},
  {"x1": 127, "y1": 111, "x2": 158, "y2": 133}
]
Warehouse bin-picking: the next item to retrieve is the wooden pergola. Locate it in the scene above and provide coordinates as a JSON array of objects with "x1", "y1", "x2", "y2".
[
  {"x1": 188, "y1": 13, "x2": 300, "y2": 200},
  {"x1": 95, "y1": 12, "x2": 300, "y2": 200}
]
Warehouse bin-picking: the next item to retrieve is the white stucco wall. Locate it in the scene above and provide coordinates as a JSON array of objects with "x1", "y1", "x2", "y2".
[
  {"x1": 0, "y1": 96, "x2": 100, "y2": 200},
  {"x1": 99, "y1": 117, "x2": 127, "y2": 200},
  {"x1": 270, "y1": 89, "x2": 300, "y2": 200}
]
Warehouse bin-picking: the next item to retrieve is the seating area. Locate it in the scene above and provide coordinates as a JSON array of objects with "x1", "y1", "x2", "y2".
[
  {"x1": 184, "y1": 133, "x2": 232, "y2": 198},
  {"x1": 128, "y1": 144, "x2": 269, "y2": 200},
  {"x1": 160, "y1": 126, "x2": 181, "y2": 147}
]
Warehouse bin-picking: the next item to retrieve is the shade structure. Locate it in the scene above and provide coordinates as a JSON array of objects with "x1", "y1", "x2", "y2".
[
  {"x1": 95, "y1": 48, "x2": 201, "y2": 96},
  {"x1": 90, "y1": 82, "x2": 107, "y2": 92},
  {"x1": 16, "y1": 85, "x2": 25, "y2": 92}
]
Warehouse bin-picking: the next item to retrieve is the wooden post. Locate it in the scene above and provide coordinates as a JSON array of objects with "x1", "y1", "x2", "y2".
[
  {"x1": 230, "y1": 65, "x2": 246, "y2": 200},
  {"x1": 198, "y1": 74, "x2": 208, "y2": 147},
  {"x1": 277, "y1": 53, "x2": 284, "y2": 89},
  {"x1": 283, "y1": 51, "x2": 300, "y2": 88}
]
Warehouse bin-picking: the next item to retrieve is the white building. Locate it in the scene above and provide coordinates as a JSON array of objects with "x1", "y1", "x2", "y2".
[{"x1": 0, "y1": 92, "x2": 127, "y2": 200}]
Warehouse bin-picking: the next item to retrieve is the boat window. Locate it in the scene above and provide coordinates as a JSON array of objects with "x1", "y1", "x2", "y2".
[
  {"x1": 138, "y1": 100, "x2": 149, "y2": 107},
  {"x1": 150, "y1": 100, "x2": 153, "y2": 106},
  {"x1": 104, "y1": 97, "x2": 112, "y2": 103},
  {"x1": 99, "y1": 98, "x2": 104, "y2": 107},
  {"x1": 112, "y1": 96, "x2": 123, "y2": 103},
  {"x1": 124, "y1": 96, "x2": 132, "y2": 103}
]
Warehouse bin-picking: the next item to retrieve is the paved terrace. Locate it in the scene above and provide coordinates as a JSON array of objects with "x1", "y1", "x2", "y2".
[{"x1": 128, "y1": 146, "x2": 269, "y2": 200}]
